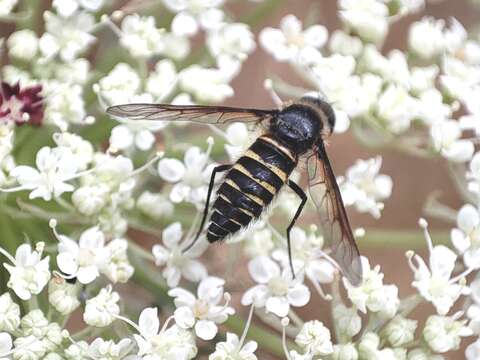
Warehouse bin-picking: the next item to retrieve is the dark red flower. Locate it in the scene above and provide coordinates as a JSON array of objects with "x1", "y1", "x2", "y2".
[{"x1": 0, "y1": 82, "x2": 44, "y2": 126}]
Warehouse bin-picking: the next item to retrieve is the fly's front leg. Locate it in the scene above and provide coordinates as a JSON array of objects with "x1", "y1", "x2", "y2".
[
  {"x1": 286, "y1": 180, "x2": 308, "y2": 279},
  {"x1": 183, "y1": 164, "x2": 232, "y2": 253}
]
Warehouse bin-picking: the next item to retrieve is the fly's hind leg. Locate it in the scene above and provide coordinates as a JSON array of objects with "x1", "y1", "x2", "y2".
[
  {"x1": 286, "y1": 180, "x2": 308, "y2": 279},
  {"x1": 183, "y1": 164, "x2": 232, "y2": 253}
]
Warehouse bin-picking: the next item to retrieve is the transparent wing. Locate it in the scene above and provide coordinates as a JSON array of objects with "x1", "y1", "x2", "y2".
[
  {"x1": 307, "y1": 142, "x2": 362, "y2": 286},
  {"x1": 106, "y1": 103, "x2": 278, "y2": 126}
]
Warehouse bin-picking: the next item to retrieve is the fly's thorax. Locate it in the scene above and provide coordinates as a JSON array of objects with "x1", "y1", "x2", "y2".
[{"x1": 270, "y1": 101, "x2": 326, "y2": 155}]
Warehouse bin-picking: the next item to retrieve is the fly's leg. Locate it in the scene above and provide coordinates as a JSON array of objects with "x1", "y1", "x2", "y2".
[
  {"x1": 286, "y1": 180, "x2": 308, "y2": 279},
  {"x1": 183, "y1": 164, "x2": 232, "y2": 253}
]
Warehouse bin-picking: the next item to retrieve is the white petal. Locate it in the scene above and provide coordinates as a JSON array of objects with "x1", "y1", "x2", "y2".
[
  {"x1": 162, "y1": 222, "x2": 183, "y2": 249},
  {"x1": 184, "y1": 147, "x2": 206, "y2": 169},
  {"x1": 333, "y1": 109, "x2": 350, "y2": 133},
  {"x1": 457, "y1": 204, "x2": 480, "y2": 232},
  {"x1": 110, "y1": 125, "x2": 134, "y2": 150},
  {"x1": 195, "y1": 320, "x2": 217, "y2": 340},
  {"x1": 451, "y1": 228, "x2": 470, "y2": 253},
  {"x1": 248, "y1": 256, "x2": 280, "y2": 284},
  {"x1": 172, "y1": 12, "x2": 198, "y2": 37},
  {"x1": 241, "y1": 285, "x2": 269, "y2": 307},
  {"x1": 168, "y1": 288, "x2": 197, "y2": 307},
  {"x1": 173, "y1": 306, "x2": 195, "y2": 329},
  {"x1": 197, "y1": 276, "x2": 224, "y2": 301},
  {"x1": 0, "y1": 333, "x2": 12, "y2": 353},
  {"x1": 303, "y1": 25, "x2": 328, "y2": 48},
  {"x1": 265, "y1": 296, "x2": 290, "y2": 317},
  {"x1": 182, "y1": 260, "x2": 208, "y2": 283},
  {"x1": 158, "y1": 158, "x2": 185, "y2": 182},
  {"x1": 135, "y1": 130, "x2": 155, "y2": 151},
  {"x1": 76, "y1": 265, "x2": 99, "y2": 284},
  {"x1": 139, "y1": 307, "x2": 159, "y2": 338},
  {"x1": 287, "y1": 284, "x2": 310, "y2": 307},
  {"x1": 56, "y1": 252, "x2": 78, "y2": 275}
]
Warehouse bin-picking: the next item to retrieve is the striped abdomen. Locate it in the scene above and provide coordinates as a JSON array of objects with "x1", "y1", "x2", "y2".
[{"x1": 207, "y1": 135, "x2": 297, "y2": 242}]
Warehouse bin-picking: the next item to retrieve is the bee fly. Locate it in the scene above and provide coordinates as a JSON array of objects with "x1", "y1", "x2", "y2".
[{"x1": 107, "y1": 96, "x2": 363, "y2": 285}]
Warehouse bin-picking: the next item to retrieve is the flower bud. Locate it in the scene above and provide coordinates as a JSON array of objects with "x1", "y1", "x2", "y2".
[
  {"x1": 333, "y1": 304, "x2": 361, "y2": 338},
  {"x1": 137, "y1": 191, "x2": 174, "y2": 220},
  {"x1": 103, "y1": 238, "x2": 134, "y2": 283},
  {"x1": 48, "y1": 278, "x2": 80, "y2": 315},
  {"x1": 7, "y1": 30, "x2": 39, "y2": 60},
  {"x1": 13, "y1": 335, "x2": 47, "y2": 360},
  {"x1": 332, "y1": 343, "x2": 358, "y2": 360},
  {"x1": 384, "y1": 315, "x2": 417, "y2": 347},
  {"x1": 43, "y1": 323, "x2": 63, "y2": 352},
  {"x1": 0, "y1": 293, "x2": 21, "y2": 332},
  {"x1": 20, "y1": 310, "x2": 48, "y2": 338},
  {"x1": 83, "y1": 287, "x2": 120, "y2": 327},
  {"x1": 295, "y1": 320, "x2": 333, "y2": 356},
  {"x1": 72, "y1": 185, "x2": 109, "y2": 216},
  {"x1": 358, "y1": 332, "x2": 380, "y2": 359}
]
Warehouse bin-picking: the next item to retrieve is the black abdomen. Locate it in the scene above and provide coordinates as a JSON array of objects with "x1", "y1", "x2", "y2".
[{"x1": 207, "y1": 135, "x2": 297, "y2": 242}]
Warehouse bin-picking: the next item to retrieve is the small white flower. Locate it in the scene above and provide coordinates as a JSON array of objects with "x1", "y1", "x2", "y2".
[
  {"x1": 242, "y1": 223, "x2": 275, "y2": 258},
  {"x1": 329, "y1": 30, "x2": 363, "y2": 57},
  {"x1": 344, "y1": 257, "x2": 399, "y2": 318},
  {"x1": 260, "y1": 14, "x2": 328, "y2": 62},
  {"x1": 44, "y1": 84, "x2": 88, "y2": 130},
  {"x1": 207, "y1": 22, "x2": 255, "y2": 74},
  {"x1": 430, "y1": 120, "x2": 474, "y2": 163},
  {"x1": 12, "y1": 335, "x2": 46, "y2": 360},
  {"x1": 451, "y1": 204, "x2": 480, "y2": 268},
  {"x1": 423, "y1": 314, "x2": 473, "y2": 353},
  {"x1": 52, "y1": 132, "x2": 94, "y2": 171},
  {"x1": 96, "y1": 63, "x2": 141, "y2": 106},
  {"x1": 83, "y1": 286, "x2": 120, "y2": 327},
  {"x1": 146, "y1": 59, "x2": 178, "y2": 101},
  {"x1": 466, "y1": 338, "x2": 480, "y2": 360},
  {"x1": 384, "y1": 315, "x2": 417, "y2": 347},
  {"x1": 109, "y1": 123, "x2": 160, "y2": 152},
  {"x1": 272, "y1": 226, "x2": 336, "y2": 290},
  {"x1": 8, "y1": 146, "x2": 79, "y2": 201},
  {"x1": 376, "y1": 84, "x2": 418, "y2": 134},
  {"x1": 0, "y1": 332, "x2": 12, "y2": 359},
  {"x1": 89, "y1": 338, "x2": 132, "y2": 359},
  {"x1": 72, "y1": 184, "x2": 110, "y2": 216},
  {"x1": 339, "y1": 0, "x2": 389, "y2": 44},
  {"x1": 224, "y1": 122, "x2": 253, "y2": 161},
  {"x1": 415, "y1": 88, "x2": 452, "y2": 125},
  {"x1": 133, "y1": 307, "x2": 197, "y2": 360},
  {"x1": 137, "y1": 191, "x2": 174, "y2": 220},
  {"x1": 295, "y1": 320, "x2": 333, "y2": 356},
  {"x1": 48, "y1": 277, "x2": 80, "y2": 315},
  {"x1": 152, "y1": 222, "x2": 208, "y2": 287},
  {"x1": 358, "y1": 332, "x2": 396, "y2": 360},
  {"x1": 0, "y1": 293, "x2": 20, "y2": 333},
  {"x1": 158, "y1": 145, "x2": 215, "y2": 205},
  {"x1": 409, "y1": 17, "x2": 446, "y2": 60},
  {"x1": 7, "y1": 29, "x2": 38, "y2": 60},
  {"x1": 3, "y1": 243, "x2": 50, "y2": 300},
  {"x1": 441, "y1": 56, "x2": 480, "y2": 102},
  {"x1": 331, "y1": 343, "x2": 358, "y2": 360},
  {"x1": 408, "y1": 244, "x2": 470, "y2": 315},
  {"x1": 163, "y1": 0, "x2": 224, "y2": 37},
  {"x1": 39, "y1": 11, "x2": 95, "y2": 62},
  {"x1": 0, "y1": 0, "x2": 17, "y2": 16},
  {"x1": 53, "y1": 0, "x2": 105, "y2": 17},
  {"x1": 56, "y1": 226, "x2": 110, "y2": 284},
  {"x1": 169, "y1": 276, "x2": 234, "y2": 340},
  {"x1": 209, "y1": 332, "x2": 257, "y2": 360},
  {"x1": 179, "y1": 65, "x2": 234, "y2": 103},
  {"x1": 120, "y1": 14, "x2": 165, "y2": 58},
  {"x1": 339, "y1": 157, "x2": 392, "y2": 219},
  {"x1": 333, "y1": 304, "x2": 361, "y2": 338},
  {"x1": 241, "y1": 256, "x2": 310, "y2": 317},
  {"x1": 103, "y1": 238, "x2": 134, "y2": 283}
]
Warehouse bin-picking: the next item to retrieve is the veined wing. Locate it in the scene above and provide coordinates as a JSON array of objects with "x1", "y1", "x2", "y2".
[
  {"x1": 106, "y1": 103, "x2": 278, "y2": 126},
  {"x1": 307, "y1": 141, "x2": 362, "y2": 286}
]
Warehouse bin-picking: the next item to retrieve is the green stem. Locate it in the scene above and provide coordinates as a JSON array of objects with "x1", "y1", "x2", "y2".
[{"x1": 360, "y1": 229, "x2": 450, "y2": 249}]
